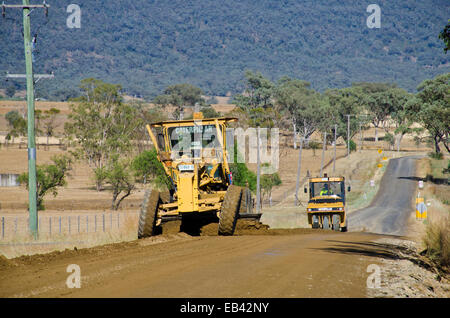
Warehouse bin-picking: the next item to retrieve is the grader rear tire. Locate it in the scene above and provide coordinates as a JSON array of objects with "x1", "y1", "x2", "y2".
[
  {"x1": 218, "y1": 185, "x2": 242, "y2": 236},
  {"x1": 239, "y1": 188, "x2": 252, "y2": 215},
  {"x1": 138, "y1": 189, "x2": 160, "y2": 238}
]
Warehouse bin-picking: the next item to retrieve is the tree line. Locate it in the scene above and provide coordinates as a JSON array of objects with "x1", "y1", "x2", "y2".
[
  {"x1": 5, "y1": 71, "x2": 448, "y2": 211},
  {"x1": 232, "y1": 70, "x2": 449, "y2": 155}
]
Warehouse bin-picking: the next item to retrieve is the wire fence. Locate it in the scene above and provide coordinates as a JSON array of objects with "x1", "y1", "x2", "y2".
[{"x1": 0, "y1": 212, "x2": 135, "y2": 240}]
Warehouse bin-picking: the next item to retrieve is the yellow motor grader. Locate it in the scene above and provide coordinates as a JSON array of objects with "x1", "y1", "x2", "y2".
[
  {"x1": 304, "y1": 174, "x2": 350, "y2": 232},
  {"x1": 138, "y1": 112, "x2": 256, "y2": 238}
]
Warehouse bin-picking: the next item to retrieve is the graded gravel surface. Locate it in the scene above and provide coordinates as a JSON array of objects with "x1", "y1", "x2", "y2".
[
  {"x1": 0, "y1": 156, "x2": 425, "y2": 298},
  {"x1": 0, "y1": 228, "x2": 389, "y2": 298}
]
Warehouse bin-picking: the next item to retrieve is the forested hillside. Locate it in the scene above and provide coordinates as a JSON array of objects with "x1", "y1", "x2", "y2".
[{"x1": 1, "y1": 0, "x2": 449, "y2": 100}]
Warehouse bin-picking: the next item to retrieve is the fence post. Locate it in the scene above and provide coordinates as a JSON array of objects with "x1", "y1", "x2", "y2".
[
  {"x1": 77, "y1": 215, "x2": 80, "y2": 233},
  {"x1": 69, "y1": 216, "x2": 71, "y2": 234},
  {"x1": 110, "y1": 213, "x2": 112, "y2": 230},
  {"x1": 102, "y1": 214, "x2": 105, "y2": 232},
  {"x1": 59, "y1": 216, "x2": 62, "y2": 234},
  {"x1": 1, "y1": 217, "x2": 4, "y2": 239},
  {"x1": 49, "y1": 217, "x2": 52, "y2": 236},
  {"x1": 15, "y1": 217, "x2": 18, "y2": 235},
  {"x1": 117, "y1": 213, "x2": 120, "y2": 229},
  {"x1": 95, "y1": 215, "x2": 97, "y2": 232},
  {"x1": 86, "y1": 215, "x2": 89, "y2": 233}
]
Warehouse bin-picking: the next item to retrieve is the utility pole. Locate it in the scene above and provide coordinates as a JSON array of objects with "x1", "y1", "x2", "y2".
[
  {"x1": 356, "y1": 114, "x2": 368, "y2": 154},
  {"x1": 294, "y1": 136, "x2": 303, "y2": 206},
  {"x1": 359, "y1": 122, "x2": 362, "y2": 153},
  {"x1": 2, "y1": 1, "x2": 50, "y2": 239},
  {"x1": 333, "y1": 124, "x2": 337, "y2": 173},
  {"x1": 320, "y1": 131, "x2": 326, "y2": 177},
  {"x1": 256, "y1": 127, "x2": 261, "y2": 213},
  {"x1": 345, "y1": 114, "x2": 353, "y2": 159}
]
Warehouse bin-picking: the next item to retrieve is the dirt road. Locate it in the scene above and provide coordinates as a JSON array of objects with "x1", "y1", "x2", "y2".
[
  {"x1": 0, "y1": 156, "x2": 422, "y2": 298},
  {"x1": 348, "y1": 156, "x2": 419, "y2": 235},
  {"x1": 1, "y1": 229, "x2": 392, "y2": 298}
]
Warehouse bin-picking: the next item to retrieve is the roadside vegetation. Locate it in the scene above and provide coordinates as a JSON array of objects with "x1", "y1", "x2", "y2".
[
  {"x1": 415, "y1": 155, "x2": 450, "y2": 273},
  {"x1": 18, "y1": 155, "x2": 72, "y2": 211},
  {"x1": 423, "y1": 216, "x2": 450, "y2": 271},
  {"x1": 5, "y1": 70, "x2": 448, "y2": 212}
]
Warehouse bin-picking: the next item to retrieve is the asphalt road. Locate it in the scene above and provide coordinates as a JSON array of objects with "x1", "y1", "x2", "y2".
[{"x1": 348, "y1": 156, "x2": 419, "y2": 236}]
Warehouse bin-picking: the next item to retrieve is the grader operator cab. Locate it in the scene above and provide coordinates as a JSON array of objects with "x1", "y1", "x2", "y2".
[
  {"x1": 304, "y1": 174, "x2": 350, "y2": 232},
  {"x1": 138, "y1": 112, "x2": 256, "y2": 238}
]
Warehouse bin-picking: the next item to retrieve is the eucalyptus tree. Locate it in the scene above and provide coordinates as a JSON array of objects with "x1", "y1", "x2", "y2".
[
  {"x1": 274, "y1": 77, "x2": 326, "y2": 143},
  {"x1": 153, "y1": 83, "x2": 204, "y2": 120},
  {"x1": 406, "y1": 73, "x2": 450, "y2": 154},
  {"x1": 65, "y1": 78, "x2": 142, "y2": 193}
]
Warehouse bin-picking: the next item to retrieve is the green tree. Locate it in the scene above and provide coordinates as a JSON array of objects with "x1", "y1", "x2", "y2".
[
  {"x1": 348, "y1": 140, "x2": 357, "y2": 153},
  {"x1": 389, "y1": 90, "x2": 414, "y2": 151},
  {"x1": 5, "y1": 110, "x2": 27, "y2": 147},
  {"x1": 153, "y1": 83, "x2": 204, "y2": 120},
  {"x1": 104, "y1": 156, "x2": 136, "y2": 211},
  {"x1": 233, "y1": 71, "x2": 278, "y2": 128},
  {"x1": 200, "y1": 106, "x2": 220, "y2": 118},
  {"x1": 260, "y1": 165, "x2": 282, "y2": 206},
  {"x1": 41, "y1": 107, "x2": 61, "y2": 149},
  {"x1": 352, "y1": 82, "x2": 397, "y2": 141},
  {"x1": 405, "y1": 73, "x2": 450, "y2": 154},
  {"x1": 325, "y1": 87, "x2": 364, "y2": 144},
  {"x1": 65, "y1": 78, "x2": 142, "y2": 192},
  {"x1": 133, "y1": 102, "x2": 168, "y2": 153},
  {"x1": 308, "y1": 141, "x2": 321, "y2": 157},
  {"x1": 18, "y1": 155, "x2": 72, "y2": 210},
  {"x1": 275, "y1": 77, "x2": 326, "y2": 141},
  {"x1": 131, "y1": 148, "x2": 171, "y2": 189},
  {"x1": 229, "y1": 143, "x2": 257, "y2": 192}
]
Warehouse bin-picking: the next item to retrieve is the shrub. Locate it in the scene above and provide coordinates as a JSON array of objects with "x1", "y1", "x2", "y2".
[
  {"x1": 132, "y1": 148, "x2": 171, "y2": 190},
  {"x1": 384, "y1": 132, "x2": 395, "y2": 150},
  {"x1": 443, "y1": 160, "x2": 450, "y2": 174},
  {"x1": 348, "y1": 140, "x2": 357, "y2": 153},
  {"x1": 308, "y1": 141, "x2": 321, "y2": 157},
  {"x1": 428, "y1": 152, "x2": 444, "y2": 160},
  {"x1": 229, "y1": 162, "x2": 257, "y2": 192},
  {"x1": 422, "y1": 216, "x2": 450, "y2": 269},
  {"x1": 18, "y1": 155, "x2": 72, "y2": 210}
]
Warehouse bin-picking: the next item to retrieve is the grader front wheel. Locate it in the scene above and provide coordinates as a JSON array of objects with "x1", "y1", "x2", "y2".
[
  {"x1": 218, "y1": 185, "x2": 242, "y2": 236},
  {"x1": 138, "y1": 189, "x2": 161, "y2": 238}
]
